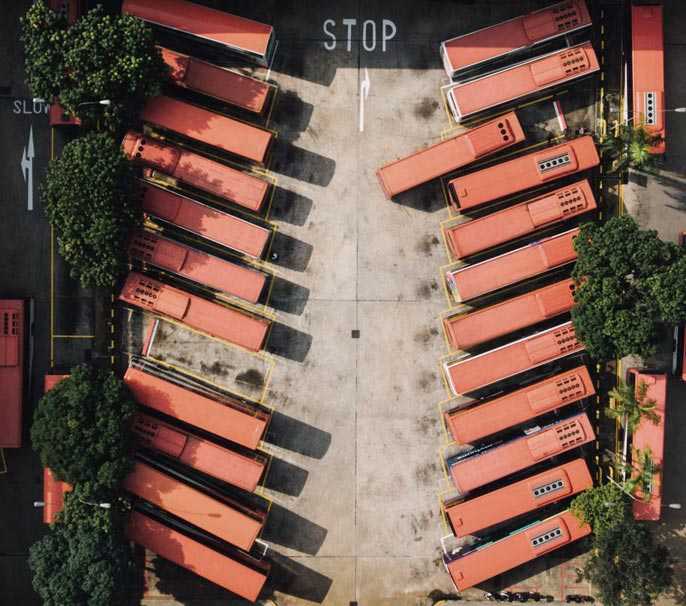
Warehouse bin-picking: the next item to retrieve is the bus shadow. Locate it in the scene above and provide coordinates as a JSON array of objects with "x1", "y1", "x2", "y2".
[
  {"x1": 262, "y1": 456, "x2": 309, "y2": 497},
  {"x1": 270, "y1": 141, "x2": 336, "y2": 187},
  {"x1": 262, "y1": 550, "x2": 333, "y2": 603},
  {"x1": 266, "y1": 322, "x2": 313, "y2": 362},
  {"x1": 260, "y1": 503, "x2": 327, "y2": 556},
  {"x1": 270, "y1": 88, "x2": 315, "y2": 137},
  {"x1": 391, "y1": 180, "x2": 448, "y2": 213},
  {"x1": 268, "y1": 277, "x2": 310, "y2": 316},
  {"x1": 265, "y1": 411, "x2": 331, "y2": 459},
  {"x1": 269, "y1": 185, "x2": 314, "y2": 226},
  {"x1": 269, "y1": 232, "x2": 313, "y2": 272},
  {"x1": 270, "y1": 42, "x2": 337, "y2": 87}
]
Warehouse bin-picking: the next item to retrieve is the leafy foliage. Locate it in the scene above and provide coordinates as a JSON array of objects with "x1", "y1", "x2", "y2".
[
  {"x1": 624, "y1": 447, "x2": 660, "y2": 502},
  {"x1": 42, "y1": 132, "x2": 140, "y2": 287},
  {"x1": 572, "y1": 216, "x2": 685, "y2": 360},
  {"x1": 22, "y1": 1, "x2": 167, "y2": 131},
  {"x1": 29, "y1": 488, "x2": 133, "y2": 606},
  {"x1": 570, "y1": 482, "x2": 631, "y2": 535},
  {"x1": 20, "y1": 0, "x2": 68, "y2": 102},
  {"x1": 582, "y1": 519, "x2": 672, "y2": 606},
  {"x1": 31, "y1": 365, "x2": 136, "y2": 494},
  {"x1": 606, "y1": 379, "x2": 661, "y2": 433},
  {"x1": 601, "y1": 123, "x2": 663, "y2": 173}
]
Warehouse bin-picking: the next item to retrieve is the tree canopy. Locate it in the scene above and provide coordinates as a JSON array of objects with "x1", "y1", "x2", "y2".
[
  {"x1": 601, "y1": 123, "x2": 663, "y2": 173},
  {"x1": 583, "y1": 519, "x2": 672, "y2": 606},
  {"x1": 21, "y1": 1, "x2": 167, "y2": 130},
  {"x1": 42, "y1": 132, "x2": 140, "y2": 287},
  {"x1": 571, "y1": 483, "x2": 673, "y2": 606},
  {"x1": 29, "y1": 488, "x2": 133, "y2": 606},
  {"x1": 572, "y1": 216, "x2": 686, "y2": 360},
  {"x1": 31, "y1": 364, "x2": 136, "y2": 494}
]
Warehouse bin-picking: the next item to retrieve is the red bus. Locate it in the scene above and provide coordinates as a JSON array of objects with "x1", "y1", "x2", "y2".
[
  {"x1": 139, "y1": 182, "x2": 271, "y2": 259},
  {"x1": 124, "y1": 366, "x2": 269, "y2": 450},
  {"x1": 124, "y1": 131, "x2": 270, "y2": 213},
  {"x1": 446, "y1": 228, "x2": 578, "y2": 304},
  {"x1": 124, "y1": 459, "x2": 265, "y2": 551},
  {"x1": 445, "y1": 458, "x2": 593, "y2": 537},
  {"x1": 631, "y1": 4, "x2": 665, "y2": 154},
  {"x1": 141, "y1": 96, "x2": 274, "y2": 165},
  {"x1": 376, "y1": 112, "x2": 525, "y2": 198},
  {"x1": 444, "y1": 179, "x2": 596, "y2": 259},
  {"x1": 122, "y1": 0, "x2": 276, "y2": 66},
  {"x1": 42, "y1": 467, "x2": 71, "y2": 524},
  {"x1": 444, "y1": 510, "x2": 591, "y2": 591},
  {"x1": 448, "y1": 412, "x2": 595, "y2": 494},
  {"x1": 445, "y1": 365, "x2": 594, "y2": 445},
  {"x1": 128, "y1": 230, "x2": 267, "y2": 305},
  {"x1": 119, "y1": 272, "x2": 270, "y2": 352},
  {"x1": 443, "y1": 321, "x2": 584, "y2": 397},
  {"x1": 441, "y1": 1, "x2": 592, "y2": 80},
  {"x1": 444, "y1": 278, "x2": 576, "y2": 351},
  {"x1": 448, "y1": 136, "x2": 599, "y2": 211},
  {"x1": 628, "y1": 369, "x2": 667, "y2": 520},
  {"x1": 133, "y1": 413, "x2": 266, "y2": 493},
  {"x1": 444, "y1": 41, "x2": 599, "y2": 123},
  {"x1": 127, "y1": 510, "x2": 270, "y2": 601},
  {"x1": 0, "y1": 300, "x2": 24, "y2": 448},
  {"x1": 160, "y1": 48, "x2": 272, "y2": 115}
]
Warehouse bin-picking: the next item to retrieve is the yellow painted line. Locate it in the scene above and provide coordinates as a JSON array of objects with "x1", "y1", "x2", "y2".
[
  {"x1": 50, "y1": 127, "x2": 55, "y2": 368},
  {"x1": 53, "y1": 334, "x2": 96, "y2": 339},
  {"x1": 0, "y1": 449, "x2": 6, "y2": 475},
  {"x1": 264, "y1": 84, "x2": 280, "y2": 131}
]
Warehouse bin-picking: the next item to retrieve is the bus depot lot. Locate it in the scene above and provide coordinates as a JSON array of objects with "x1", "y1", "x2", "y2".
[{"x1": 116, "y1": 2, "x2": 602, "y2": 605}]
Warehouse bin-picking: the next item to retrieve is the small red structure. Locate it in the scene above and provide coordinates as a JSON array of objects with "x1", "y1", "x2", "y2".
[{"x1": 0, "y1": 300, "x2": 25, "y2": 448}]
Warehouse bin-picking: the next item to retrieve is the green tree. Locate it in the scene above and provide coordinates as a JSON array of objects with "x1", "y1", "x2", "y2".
[
  {"x1": 622, "y1": 447, "x2": 660, "y2": 502},
  {"x1": 606, "y1": 379, "x2": 660, "y2": 433},
  {"x1": 29, "y1": 487, "x2": 133, "y2": 606},
  {"x1": 647, "y1": 255, "x2": 686, "y2": 322},
  {"x1": 20, "y1": 0, "x2": 67, "y2": 102},
  {"x1": 42, "y1": 132, "x2": 140, "y2": 287},
  {"x1": 582, "y1": 519, "x2": 672, "y2": 606},
  {"x1": 601, "y1": 123, "x2": 663, "y2": 173},
  {"x1": 572, "y1": 216, "x2": 684, "y2": 360},
  {"x1": 22, "y1": 2, "x2": 167, "y2": 130},
  {"x1": 31, "y1": 364, "x2": 135, "y2": 493},
  {"x1": 570, "y1": 482, "x2": 631, "y2": 535}
]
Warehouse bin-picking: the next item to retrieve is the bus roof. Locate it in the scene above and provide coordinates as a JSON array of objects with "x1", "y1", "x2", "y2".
[
  {"x1": 445, "y1": 365, "x2": 594, "y2": 444},
  {"x1": 124, "y1": 132, "x2": 270, "y2": 213},
  {"x1": 141, "y1": 96, "x2": 273, "y2": 165},
  {"x1": 128, "y1": 230, "x2": 267, "y2": 304},
  {"x1": 445, "y1": 179, "x2": 595, "y2": 259},
  {"x1": 119, "y1": 272, "x2": 270, "y2": 352},
  {"x1": 122, "y1": 0, "x2": 274, "y2": 58},
  {"x1": 449, "y1": 136, "x2": 599, "y2": 211},
  {"x1": 445, "y1": 510, "x2": 591, "y2": 591},
  {"x1": 631, "y1": 5, "x2": 665, "y2": 153},
  {"x1": 444, "y1": 321, "x2": 584, "y2": 396},
  {"x1": 140, "y1": 182, "x2": 271, "y2": 258},
  {"x1": 444, "y1": 278, "x2": 576, "y2": 351},
  {"x1": 441, "y1": 1, "x2": 591, "y2": 78},
  {"x1": 445, "y1": 458, "x2": 593, "y2": 537},
  {"x1": 449, "y1": 412, "x2": 595, "y2": 494},
  {"x1": 124, "y1": 460, "x2": 264, "y2": 551},
  {"x1": 160, "y1": 47, "x2": 271, "y2": 115},
  {"x1": 133, "y1": 413, "x2": 265, "y2": 492},
  {"x1": 629, "y1": 369, "x2": 667, "y2": 520},
  {"x1": 127, "y1": 510, "x2": 269, "y2": 601},
  {"x1": 43, "y1": 467, "x2": 72, "y2": 524},
  {"x1": 0, "y1": 300, "x2": 24, "y2": 448},
  {"x1": 445, "y1": 42, "x2": 599, "y2": 121},
  {"x1": 376, "y1": 112, "x2": 525, "y2": 198},
  {"x1": 446, "y1": 228, "x2": 579, "y2": 303},
  {"x1": 124, "y1": 367, "x2": 269, "y2": 449}
]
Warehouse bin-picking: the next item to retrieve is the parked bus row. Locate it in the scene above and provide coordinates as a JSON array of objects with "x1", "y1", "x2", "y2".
[{"x1": 42, "y1": 363, "x2": 273, "y2": 601}]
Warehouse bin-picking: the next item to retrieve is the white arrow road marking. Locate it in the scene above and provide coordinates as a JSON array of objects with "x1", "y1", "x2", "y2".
[
  {"x1": 359, "y1": 67, "x2": 370, "y2": 132},
  {"x1": 21, "y1": 125, "x2": 35, "y2": 211}
]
